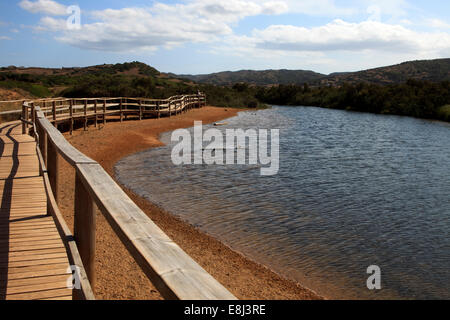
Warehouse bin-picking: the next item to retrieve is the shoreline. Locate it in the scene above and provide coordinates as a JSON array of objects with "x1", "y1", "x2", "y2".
[{"x1": 59, "y1": 106, "x2": 323, "y2": 300}]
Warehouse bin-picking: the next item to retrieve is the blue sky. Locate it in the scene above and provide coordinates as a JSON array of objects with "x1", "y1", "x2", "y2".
[{"x1": 0, "y1": 0, "x2": 450, "y2": 74}]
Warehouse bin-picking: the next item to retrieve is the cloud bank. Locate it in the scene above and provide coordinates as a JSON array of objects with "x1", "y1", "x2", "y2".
[{"x1": 18, "y1": 0, "x2": 450, "y2": 72}]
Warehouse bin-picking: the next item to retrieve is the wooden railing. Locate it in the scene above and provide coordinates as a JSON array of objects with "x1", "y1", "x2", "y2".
[
  {"x1": 19, "y1": 94, "x2": 207, "y2": 134},
  {"x1": 22, "y1": 94, "x2": 237, "y2": 300}
]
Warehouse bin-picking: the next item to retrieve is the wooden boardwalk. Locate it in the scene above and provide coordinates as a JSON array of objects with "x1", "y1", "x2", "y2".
[
  {"x1": 0, "y1": 121, "x2": 72, "y2": 300},
  {"x1": 0, "y1": 95, "x2": 236, "y2": 301}
]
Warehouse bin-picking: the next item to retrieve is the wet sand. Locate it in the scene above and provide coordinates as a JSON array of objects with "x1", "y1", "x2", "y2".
[{"x1": 58, "y1": 106, "x2": 323, "y2": 300}]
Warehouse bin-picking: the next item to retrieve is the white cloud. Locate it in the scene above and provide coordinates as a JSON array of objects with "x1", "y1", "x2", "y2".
[
  {"x1": 207, "y1": 18, "x2": 450, "y2": 73},
  {"x1": 247, "y1": 20, "x2": 450, "y2": 55},
  {"x1": 361, "y1": 0, "x2": 410, "y2": 18},
  {"x1": 35, "y1": 16, "x2": 66, "y2": 32},
  {"x1": 16, "y1": 0, "x2": 450, "y2": 74},
  {"x1": 283, "y1": 0, "x2": 410, "y2": 19},
  {"x1": 285, "y1": 0, "x2": 356, "y2": 16},
  {"x1": 0, "y1": 36, "x2": 11, "y2": 40},
  {"x1": 19, "y1": 0, "x2": 67, "y2": 16},
  {"x1": 426, "y1": 18, "x2": 450, "y2": 29},
  {"x1": 33, "y1": 0, "x2": 288, "y2": 52}
]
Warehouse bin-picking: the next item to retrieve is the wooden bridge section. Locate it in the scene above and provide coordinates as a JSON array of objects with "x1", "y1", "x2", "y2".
[
  {"x1": 0, "y1": 94, "x2": 237, "y2": 301},
  {"x1": 0, "y1": 122, "x2": 73, "y2": 300},
  {"x1": 20, "y1": 95, "x2": 207, "y2": 134}
]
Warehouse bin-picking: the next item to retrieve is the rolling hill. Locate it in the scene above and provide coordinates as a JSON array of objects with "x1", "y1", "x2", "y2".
[
  {"x1": 175, "y1": 69, "x2": 325, "y2": 86},
  {"x1": 175, "y1": 58, "x2": 450, "y2": 86},
  {"x1": 316, "y1": 58, "x2": 450, "y2": 86}
]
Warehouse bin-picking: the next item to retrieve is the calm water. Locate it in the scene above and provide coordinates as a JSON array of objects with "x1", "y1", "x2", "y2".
[{"x1": 115, "y1": 106, "x2": 450, "y2": 300}]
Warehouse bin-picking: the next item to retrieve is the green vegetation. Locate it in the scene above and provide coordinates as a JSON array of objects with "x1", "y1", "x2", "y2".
[
  {"x1": 256, "y1": 80, "x2": 450, "y2": 121},
  {"x1": 0, "y1": 62, "x2": 265, "y2": 109},
  {"x1": 200, "y1": 83, "x2": 263, "y2": 109},
  {"x1": 0, "y1": 76, "x2": 52, "y2": 98},
  {"x1": 177, "y1": 69, "x2": 325, "y2": 86},
  {"x1": 317, "y1": 58, "x2": 450, "y2": 86},
  {"x1": 177, "y1": 58, "x2": 450, "y2": 87},
  {"x1": 1, "y1": 61, "x2": 449, "y2": 121},
  {"x1": 438, "y1": 105, "x2": 450, "y2": 122}
]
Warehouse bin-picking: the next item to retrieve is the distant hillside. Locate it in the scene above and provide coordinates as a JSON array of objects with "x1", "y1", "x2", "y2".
[
  {"x1": 315, "y1": 58, "x2": 450, "y2": 86},
  {"x1": 0, "y1": 62, "x2": 192, "y2": 98},
  {"x1": 0, "y1": 61, "x2": 161, "y2": 78},
  {"x1": 175, "y1": 58, "x2": 450, "y2": 87},
  {"x1": 175, "y1": 69, "x2": 325, "y2": 86},
  {"x1": 0, "y1": 62, "x2": 266, "y2": 110}
]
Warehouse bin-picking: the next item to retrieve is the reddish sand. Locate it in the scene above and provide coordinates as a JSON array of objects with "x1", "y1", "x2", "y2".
[{"x1": 58, "y1": 106, "x2": 323, "y2": 300}]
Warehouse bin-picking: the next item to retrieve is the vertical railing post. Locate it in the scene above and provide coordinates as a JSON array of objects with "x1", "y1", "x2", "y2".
[
  {"x1": 30, "y1": 103, "x2": 35, "y2": 137},
  {"x1": 52, "y1": 101, "x2": 57, "y2": 128},
  {"x1": 84, "y1": 99, "x2": 88, "y2": 131},
  {"x1": 157, "y1": 101, "x2": 161, "y2": 119},
  {"x1": 94, "y1": 100, "x2": 98, "y2": 128},
  {"x1": 25, "y1": 103, "x2": 29, "y2": 134},
  {"x1": 47, "y1": 139, "x2": 59, "y2": 207},
  {"x1": 70, "y1": 100, "x2": 74, "y2": 135},
  {"x1": 74, "y1": 171, "x2": 96, "y2": 290},
  {"x1": 37, "y1": 120, "x2": 47, "y2": 168},
  {"x1": 120, "y1": 98, "x2": 123, "y2": 122},
  {"x1": 169, "y1": 101, "x2": 172, "y2": 118},
  {"x1": 139, "y1": 100, "x2": 142, "y2": 121},
  {"x1": 103, "y1": 99, "x2": 106, "y2": 125},
  {"x1": 21, "y1": 102, "x2": 26, "y2": 134}
]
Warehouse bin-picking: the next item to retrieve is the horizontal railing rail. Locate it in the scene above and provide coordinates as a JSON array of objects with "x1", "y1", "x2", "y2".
[{"x1": 22, "y1": 94, "x2": 236, "y2": 300}]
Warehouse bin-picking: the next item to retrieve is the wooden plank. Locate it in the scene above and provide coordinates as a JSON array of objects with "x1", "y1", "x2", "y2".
[
  {"x1": 7, "y1": 281, "x2": 69, "y2": 295},
  {"x1": 7, "y1": 252, "x2": 67, "y2": 263},
  {"x1": 2, "y1": 220, "x2": 54, "y2": 227},
  {"x1": 1, "y1": 224, "x2": 56, "y2": 231},
  {"x1": 4, "y1": 274, "x2": 71, "y2": 288},
  {"x1": 1, "y1": 239, "x2": 64, "y2": 248},
  {"x1": 4, "y1": 218, "x2": 54, "y2": 225},
  {"x1": 2, "y1": 257, "x2": 69, "y2": 268},
  {"x1": 2, "y1": 232, "x2": 60, "y2": 240},
  {"x1": 5, "y1": 263, "x2": 70, "y2": 275},
  {"x1": 7, "y1": 247, "x2": 66, "y2": 257},
  {"x1": 6, "y1": 288, "x2": 72, "y2": 300},
  {"x1": 0, "y1": 135, "x2": 34, "y2": 144},
  {"x1": 8, "y1": 228, "x2": 59, "y2": 236},
  {"x1": 42, "y1": 295, "x2": 72, "y2": 300},
  {"x1": 0, "y1": 242, "x2": 65, "y2": 253},
  {"x1": 1, "y1": 266, "x2": 70, "y2": 281},
  {"x1": 5, "y1": 234, "x2": 62, "y2": 243}
]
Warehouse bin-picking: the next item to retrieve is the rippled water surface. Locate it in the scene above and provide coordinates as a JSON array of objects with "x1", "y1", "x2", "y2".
[{"x1": 116, "y1": 106, "x2": 450, "y2": 299}]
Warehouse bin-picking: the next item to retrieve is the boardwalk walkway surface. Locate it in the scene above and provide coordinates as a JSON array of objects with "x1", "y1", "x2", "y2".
[{"x1": 0, "y1": 121, "x2": 72, "y2": 300}]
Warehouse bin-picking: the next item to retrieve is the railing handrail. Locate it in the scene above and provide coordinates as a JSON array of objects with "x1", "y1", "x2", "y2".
[
  {"x1": 1, "y1": 94, "x2": 206, "y2": 116},
  {"x1": 23, "y1": 94, "x2": 236, "y2": 300}
]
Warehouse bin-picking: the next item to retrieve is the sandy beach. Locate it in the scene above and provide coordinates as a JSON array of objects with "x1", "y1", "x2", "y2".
[{"x1": 57, "y1": 106, "x2": 323, "y2": 300}]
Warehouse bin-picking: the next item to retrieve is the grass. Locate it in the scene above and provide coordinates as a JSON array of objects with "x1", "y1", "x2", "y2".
[{"x1": 0, "y1": 80, "x2": 51, "y2": 98}]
